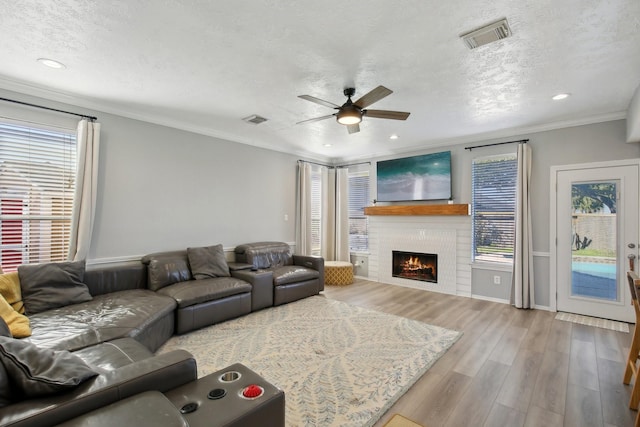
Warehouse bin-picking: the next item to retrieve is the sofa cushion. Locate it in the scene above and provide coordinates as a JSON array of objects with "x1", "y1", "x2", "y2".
[
  {"x1": 0, "y1": 353, "x2": 8, "y2": 407},
  {"x1": 0, "y1": 293, "x2": 30, "y2": 338},
  {"x1": 83, "y1": 265, "x2": 147, "y2": 296},
  {"x1": 0, "y1": 336, "x2": 98, "y2": 404},
  {"x1": 145, "y1": 255, "x2": 192, "y2": 291},
  {"x1": 0, "y1": 272, "x2": 25, "y2": 313},
  {"x1": 0, "y1": 349, "x2": 196, "y2": 427},
  {"x1": 56, "y1": 391, "x2": 189, "y2": 427},
  {"x1": 0, "y1": 317, "x2": 10, "y2": 338},
  {"x1": 187, "y1": 244, "x2": 230, "y2": 279},
  {"x1": 272, "y1": 266, "x2": 320, "y2": 286},
  {"x1": 0, "y1": 318, "x2": 10, "y2": 407},
  {"x1": 72, "y1": 338, "x2": 154, "y2": 372},
  {"x1": 25, "y1": 289, "x2": 176, "y2": 351},
  {"x1": 18, "y1": 260, "x2": 93, "y2": 315},
  {"x1": 234, "y1": 242, "x2": 293, "y2": 269},
  {"x1": 157, "y1": 278, "x2": 252, "y2": 309}
]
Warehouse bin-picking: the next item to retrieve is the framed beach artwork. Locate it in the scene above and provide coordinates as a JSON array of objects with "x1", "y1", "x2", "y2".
[{"x1": 376, "y1": 151, "x2": 452, "y2": 202}]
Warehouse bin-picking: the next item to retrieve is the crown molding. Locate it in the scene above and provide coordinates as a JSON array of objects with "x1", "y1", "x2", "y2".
[
  {"x1": 0, "y1": 75, "x2": 623, "y2": 165},
  {"x1": 334, "y1": 111, "x2": 627, "y2": 163},
  {"x1": 0, "y1": 76, "x2": 332, "y2": 163}
]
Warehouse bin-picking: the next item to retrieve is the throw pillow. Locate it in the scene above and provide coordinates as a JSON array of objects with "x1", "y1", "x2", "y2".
[
  {"x1": 187, "y1": 244, "x2": 230, "y2": 279},
  {"x1": 0, "y1": 294, "x2": 30, "y2": 338},
  {"x1": 18, "y1": 260, "x2": 93, "y2": 315},
  {"x1": 0, "y1": 272, "x2": 25, "y2": 314},
  {"x1": 0, "y1": 337, "x2": 98, "y2": 403}
]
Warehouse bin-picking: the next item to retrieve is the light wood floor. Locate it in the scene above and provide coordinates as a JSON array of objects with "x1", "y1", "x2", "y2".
[{"x1": 323, "y1": 278, "x2": 636, "y2": 427}]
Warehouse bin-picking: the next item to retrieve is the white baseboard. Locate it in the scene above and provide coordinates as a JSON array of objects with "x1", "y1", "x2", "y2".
[
  {"x1": 86, "y1": 242, "x2": 296, "y2": 269},
  {"x1": 534, "y1": 304, "x2": 553, "y2": 311}
]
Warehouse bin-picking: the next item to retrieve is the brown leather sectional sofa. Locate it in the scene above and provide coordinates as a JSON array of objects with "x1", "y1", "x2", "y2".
[{"x1": 0, "y1": 242, "x2": 324, "y2": 426}]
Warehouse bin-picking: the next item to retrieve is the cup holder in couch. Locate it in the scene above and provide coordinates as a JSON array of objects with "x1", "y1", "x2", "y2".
[
  {"x1": 180, "y1": 402, "x2": 199, "y2": 414},
  {"x1": 218, "y1": 371, "x2": 241, "y2": 383},
  {"x1": 208, "y1": 388, "x2": 227, "y2": 400}
]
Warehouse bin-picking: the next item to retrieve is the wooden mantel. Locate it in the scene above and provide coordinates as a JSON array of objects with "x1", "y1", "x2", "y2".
[{"x1": 364, "y1": 203, "x2": 470, "y2": 216}]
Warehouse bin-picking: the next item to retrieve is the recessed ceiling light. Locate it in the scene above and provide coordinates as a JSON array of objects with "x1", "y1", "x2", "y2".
[
  {"x1": 552, "y1": 93, "x2": 570, "y2": 101},
  {"x1": 37, "y1": 58, "x2": 66, "y2": 69},
  {"x1": 390, "y1": 134, "x2": 399, "y2": 140},
  {"x1": 323, "y1": 143, "x2": 332, "y2": 147}
]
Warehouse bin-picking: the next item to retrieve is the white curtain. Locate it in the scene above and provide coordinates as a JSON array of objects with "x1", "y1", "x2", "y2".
[
  {"x1": 296, "y1": 162, "x2": 349, "y2": 261},
  {"x1": 68, "y1": 119, "x2": 100, "y2": 261},
  {"x1": 321, "y1": 167, "x2": 335, "y2": 260},
  {"x1": 334, "y1": 167, "x2": 350, "y2": 261},
  {"x1": 513, "y1": 143, "x2": 534, "y2": 308},
  {"x1": 295, "y1": 162, "x2": 313, "y2": 255}
]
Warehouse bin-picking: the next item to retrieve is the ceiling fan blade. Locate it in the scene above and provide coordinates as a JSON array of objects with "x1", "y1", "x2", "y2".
[
  {"x1": 353, "y1": 86, "x2": 393, "y2": 109},
  {"x1": 364, "y1": 109, "x2": 411, "y2": 120},
  {"x1": 296, "y1": 114, "x2": 336, "y2": 125},
  {"x1": 347, "y1": 123, "x2": 360, "y2": 134},
  {"x1": 298, "y1": 95, "x2": 340, "y2": 109}
]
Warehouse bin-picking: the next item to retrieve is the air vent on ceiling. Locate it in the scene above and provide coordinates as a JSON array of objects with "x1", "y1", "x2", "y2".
[
  {"x1": 242, "y1": 115, "x2": 268, "y2": 125},
  {"x1": 460, "y1": 18, "x2": 511, "y2": 50}
]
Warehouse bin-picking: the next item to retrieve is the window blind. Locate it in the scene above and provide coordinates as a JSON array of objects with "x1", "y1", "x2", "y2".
[
  {"x1": 0, "y1": 122, "x2": 77, "y2": 271},
  {"x1": 348, "y1": 170, "x2": 369, "y2": 252},
  {"x1": 471, "y1": 153, "x2": 517, "y2": 264},
  {"x1": 310, "y1": 168, "x2": 322, "y2": 256}
]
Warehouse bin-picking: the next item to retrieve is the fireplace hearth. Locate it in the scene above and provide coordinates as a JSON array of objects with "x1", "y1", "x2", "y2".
[{"x1": 392, "y1": 250, "x2": 437, "y2": 283}]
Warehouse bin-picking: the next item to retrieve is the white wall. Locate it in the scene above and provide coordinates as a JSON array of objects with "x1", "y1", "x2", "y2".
[
  {"x1": 367, "y1": 119, "x2": 640, "y2": 308},
  {"x1": 91, "y1": 112, "x2": 298, "y2": 260},
  {"x1": 2, "y1": 88, "x2": 638, "y2": 308},
  {"x1": 0, "y1": 89, "x2": 299, "y2": 262}
]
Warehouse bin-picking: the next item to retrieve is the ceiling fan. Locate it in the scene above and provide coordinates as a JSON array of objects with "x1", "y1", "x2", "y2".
[{"x1": 296, "y1": 86, "x2": 410, "y2": 134}]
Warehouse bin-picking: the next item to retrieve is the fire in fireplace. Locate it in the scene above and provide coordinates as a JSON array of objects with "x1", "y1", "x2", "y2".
[{"x1": 392, "y1": 250, "x2": 437, "y2": 283}]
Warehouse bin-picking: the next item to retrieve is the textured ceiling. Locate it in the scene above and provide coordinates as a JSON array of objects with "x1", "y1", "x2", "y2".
[{"x1": 0, "y1": 1, "x2": 639, "y2": 162}]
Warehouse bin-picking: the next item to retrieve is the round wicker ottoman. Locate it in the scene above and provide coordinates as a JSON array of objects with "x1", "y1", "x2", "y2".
[{"x1": 325, "y1": 261, "x2": 354, "y2": 286}]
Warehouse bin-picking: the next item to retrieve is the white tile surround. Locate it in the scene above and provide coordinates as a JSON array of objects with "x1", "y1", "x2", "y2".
[{"x1": 368, "y1": 215, "x2": 472, "y2": 296}]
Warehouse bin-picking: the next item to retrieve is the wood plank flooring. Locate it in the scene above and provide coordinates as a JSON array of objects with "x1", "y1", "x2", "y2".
[{"x1": 322, "y1": 278, "x2": 636, "y2": 427}]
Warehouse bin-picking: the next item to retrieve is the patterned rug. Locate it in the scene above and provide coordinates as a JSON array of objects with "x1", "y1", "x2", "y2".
[
  {"x1": 555, "y1": 311, "x2": 630, "y2": 332},
  {"x1": 158, "y1": 296, "x2": 461, "y2": 427}
]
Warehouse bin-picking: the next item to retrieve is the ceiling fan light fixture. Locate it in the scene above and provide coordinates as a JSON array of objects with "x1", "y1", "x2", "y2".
[{"x1": 336, "y1": 105, "x2": 362, "y2": 125}]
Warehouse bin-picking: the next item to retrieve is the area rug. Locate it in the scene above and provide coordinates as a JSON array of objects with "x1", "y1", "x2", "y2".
[
  {"x1": 383, "y1": 414, "x2": 424, "y2": 427},
  {"x1": 158, "y1": 296, "x2": 461, "y2": 427},
  {"x1": 555, "y1": 311, "x2": 630, "y2": 333}
]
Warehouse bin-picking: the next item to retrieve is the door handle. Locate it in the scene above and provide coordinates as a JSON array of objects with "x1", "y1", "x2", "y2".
[{"x1": 629, "y1": 254, "x2": 637, "y2": 271}]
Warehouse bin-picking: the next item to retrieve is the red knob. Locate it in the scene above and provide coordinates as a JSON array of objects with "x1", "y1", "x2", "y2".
[{"x1": 242, "y1": 384, "x2": 263, "y2": 398}]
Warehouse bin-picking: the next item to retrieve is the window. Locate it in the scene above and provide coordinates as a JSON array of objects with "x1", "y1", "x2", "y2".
[
  {"x1": 348, "y1": 170, "x2": 369, "y2": 252},
  {"x1": 472, "y1": 153, "x2": 517, "y2": 264},
  {"x1": 0, "y1": 121, "x2": 77, "y2": 272}
]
